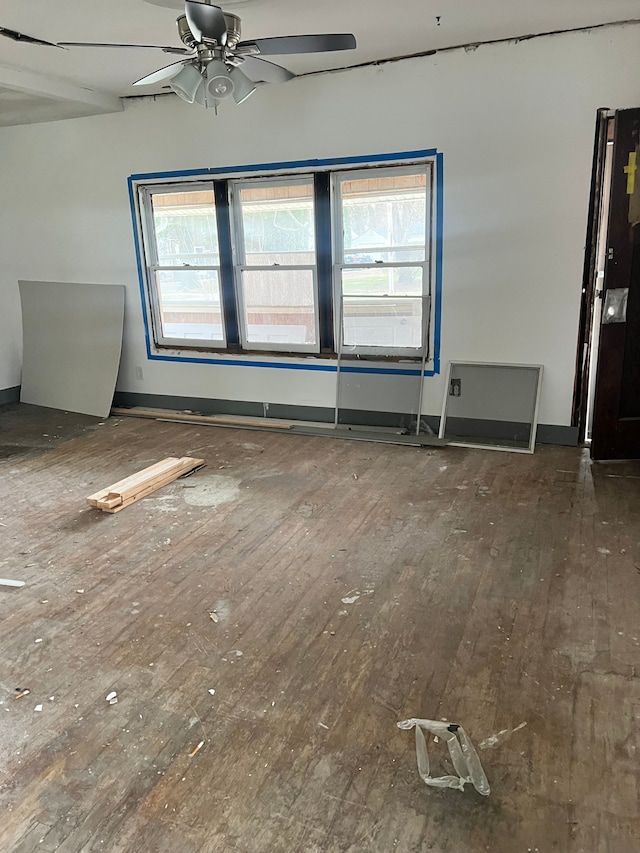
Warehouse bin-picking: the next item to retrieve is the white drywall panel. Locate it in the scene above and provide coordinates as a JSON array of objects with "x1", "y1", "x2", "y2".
[
  {"x1": 19, "y1": 280, "x2": 125, "y2": 417},
  {"x1": 2, "y1": 25, "x2": 640, "y2": 422}
]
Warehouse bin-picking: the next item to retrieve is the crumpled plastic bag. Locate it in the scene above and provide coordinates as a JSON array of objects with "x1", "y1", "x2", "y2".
[{"x1": 397, "y1": 718, "x2": 490, "y2": 796}]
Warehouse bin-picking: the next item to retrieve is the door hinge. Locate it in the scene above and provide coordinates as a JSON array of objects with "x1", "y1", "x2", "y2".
[{"x1": 596, "y1": 289, "x2": 604, "y2": 299}]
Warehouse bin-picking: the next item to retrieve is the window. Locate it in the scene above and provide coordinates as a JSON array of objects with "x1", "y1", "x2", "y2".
[
  {"x1": 141, "y1": 184, "x2": 224, "y2": 346},
  {"x1": 135, "y1": 158, "x2": 436, "y2": 360},
  {"x1": 333, "y1": 166, "x2": 431, "y2": 356},
  {"x1": 232, "y1": 178, "x2": 319, "y2": 352}
]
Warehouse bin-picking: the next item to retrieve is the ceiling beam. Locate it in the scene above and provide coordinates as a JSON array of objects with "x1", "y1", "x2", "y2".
[{"x1": 0, "y1": 62, "x2": 122, "y2": 114}]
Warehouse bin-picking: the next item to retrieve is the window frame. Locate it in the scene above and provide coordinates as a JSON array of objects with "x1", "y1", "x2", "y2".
[
  {"x1": 229, "y1": 175, "x2": 320, "y2": 354},
  {"x1": 139, "y1": 181, "x2": 227, "y2": 349},
  {"x1": 331, "y1": 163, "x2": 434, "y2": 358},
  {"x1": 132, "y1": 153, "x2": 439, "y2": 364}
]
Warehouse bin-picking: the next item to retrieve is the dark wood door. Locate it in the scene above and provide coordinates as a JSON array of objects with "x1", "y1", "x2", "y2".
[{"x1": 591, "y1": 108, "x2": 640, "y2": 460}]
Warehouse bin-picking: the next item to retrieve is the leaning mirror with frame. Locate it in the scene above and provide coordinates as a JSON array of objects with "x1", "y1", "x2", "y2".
[{"x1": 439, "y1": 362, "x2": 543, "y2": 453}]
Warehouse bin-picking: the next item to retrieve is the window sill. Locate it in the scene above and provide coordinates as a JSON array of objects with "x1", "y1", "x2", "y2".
[{"x1": 152, "y1": 342, "x2": 428, "y2": 364}]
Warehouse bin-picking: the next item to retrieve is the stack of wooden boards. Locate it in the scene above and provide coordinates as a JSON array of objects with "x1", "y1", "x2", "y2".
[{"x1": 87, "y1": 456, "x2": 204, "y2": 513}]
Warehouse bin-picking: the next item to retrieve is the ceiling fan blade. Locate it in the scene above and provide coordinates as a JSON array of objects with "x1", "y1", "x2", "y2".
[
  {"x1": 239, "y1": 55, "x2": 295, "y2": 84},
  {"x1": 133, "y1": 61, "x2": 188, "y2": 86},
  {"x1": 0, "y1": 27, "x2": 62, "y2": 48},
  {"x1": 185, "y1": 1, "x2": 227, "y2": 45},
  {"x1": 238, "y1": 33, "x2": 356, "y2": 56},
  {"x1": 59, "y1": 42, "x2": 191, "y2": 55}
]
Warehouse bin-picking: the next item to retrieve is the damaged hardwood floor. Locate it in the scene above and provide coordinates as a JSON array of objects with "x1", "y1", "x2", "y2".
[{"x1": 0, "y1": 403, "x2": 639, "y2": 853}]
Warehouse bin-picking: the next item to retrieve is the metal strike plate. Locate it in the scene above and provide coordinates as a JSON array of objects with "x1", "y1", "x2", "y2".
[{"x1": 602, "y1": 288, "x2": 629, "y2": 324}]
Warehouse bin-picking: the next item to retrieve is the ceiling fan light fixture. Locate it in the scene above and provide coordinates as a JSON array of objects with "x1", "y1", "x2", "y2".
[
  {"x1": 169, "y1": 62, "x2": 204, "y2": 103},
  {"x1": 194, "y1": 81, "x2": 220, "y2": 110},
  {"x1": 229, "y1": 66, "x2": 256, "y2": 104},
  {"x1": 205, "y1": 59, "x2": 235, "y2": 100}
]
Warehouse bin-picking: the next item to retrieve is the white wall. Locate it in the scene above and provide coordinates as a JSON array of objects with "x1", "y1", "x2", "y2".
[{"x1": 1, "y1": 24, "x2": 640, "y2": 424}]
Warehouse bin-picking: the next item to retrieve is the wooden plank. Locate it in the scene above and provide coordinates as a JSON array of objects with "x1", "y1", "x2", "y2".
[
  {"x1": 87, "y1": 457, "x2": 187, "y2": 504},
  {"x1": 95, "y1": 460, "x2": 203, "y2": 512},
  {"x1": 98, "y1": 457, "x2": 199, "y2": 506},
  {"x1": 111, "y1": 407, "x2": 294, "y2": 429},
  {"x1": 100, "y1": 465, "x2": 201, "y2": 512},
  {"x1": 88, "y1": 457, "x2": 204, "y2": 511}
]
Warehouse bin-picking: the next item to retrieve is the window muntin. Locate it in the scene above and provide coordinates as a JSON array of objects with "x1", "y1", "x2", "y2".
[{"x1": 334, "y1": 167, "x2": 431, "y2": 356}]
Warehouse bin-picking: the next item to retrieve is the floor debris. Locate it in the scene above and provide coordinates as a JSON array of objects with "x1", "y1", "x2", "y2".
[
  {"x1": 0, "y1": 578, "x2": 25, "y2": 588},
  {"x1": 479, "y1": 721, "x2": 527, "y2": 750},
  {"x1": 190, "y1": 741, "x2": 205, "y2": 757},
  {"x1": 105, "y1": 691, "x2": 118, "y2": 704},
  {"x1": 397, "y1": 718, "x2": 490, "y2": 796}
]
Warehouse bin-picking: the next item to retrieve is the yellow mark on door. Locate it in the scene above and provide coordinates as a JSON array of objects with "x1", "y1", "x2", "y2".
[{"x1": 624, "y1": 151, "x2": 637, "y2": 194}]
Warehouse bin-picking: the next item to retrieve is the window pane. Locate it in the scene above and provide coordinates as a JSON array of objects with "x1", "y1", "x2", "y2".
[
  {"x1": 342, "y1": 296, "x2": 422, "y2": 349},
  {"x1": 152, "y1": 190, "x2": 220, "y2": 266},
  {"x1": 342, "y1": 266, "x2": 423, "y2": 297},
  {"x1": 241, "y1": 269, "x2": 316, "y2": 346},
  {"x1": 341, "y1": 173, "x2": 427, "y2": 264},
  {"x1": 239, "y1": 182, "x2": 315, "y2": 266},
  {"x1": 156, "y1": 269, "x2": 223, "y2": 341}
]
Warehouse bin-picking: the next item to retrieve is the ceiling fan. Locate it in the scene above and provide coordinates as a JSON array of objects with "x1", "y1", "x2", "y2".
[{"x1": 22, "y1": 0, "x2": 355, "y2": 110}]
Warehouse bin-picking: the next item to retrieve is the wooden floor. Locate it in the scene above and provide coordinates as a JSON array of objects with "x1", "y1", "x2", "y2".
[{"x1": 0, "y1": 403, "x2": 639, "y2": 853}]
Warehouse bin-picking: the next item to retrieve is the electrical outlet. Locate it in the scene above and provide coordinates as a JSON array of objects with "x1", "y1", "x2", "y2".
[
  {"x1": 135, "y1": 365, "x2": 144, "y2": 381},
  {"x1": 450, "y1": 378, "x2": 461, "y2": 397}
]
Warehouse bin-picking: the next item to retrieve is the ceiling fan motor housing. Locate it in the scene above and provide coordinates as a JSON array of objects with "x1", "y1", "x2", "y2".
[
  {"x1": 221, "y1": 13, "x2": 242, "y2": 49},
  {"x1": 176, "y1": 11, "x2": 242, "y2": 50}
]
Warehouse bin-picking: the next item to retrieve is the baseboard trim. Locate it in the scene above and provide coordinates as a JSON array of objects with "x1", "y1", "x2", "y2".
[
  {"x1": 112, "y1": 391, "x2": 579, "y2": 447},
  {"x1": 0, "y1": 386, "x2": 21, "y2": 405}
]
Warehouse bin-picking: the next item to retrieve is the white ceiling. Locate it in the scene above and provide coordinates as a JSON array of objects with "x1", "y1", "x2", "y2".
[{"x1": 1, "y1": 0, "x2": 640, "y2": 125}]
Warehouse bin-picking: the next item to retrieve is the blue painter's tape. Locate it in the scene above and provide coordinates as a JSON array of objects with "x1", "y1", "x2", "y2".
[
  {"x1": 129, "y1": 149, "x2": 439, "y2": 184},
  {"x1": 433, "y1": 152, "x2": 444, "y2": 376},
  {"x1": 147, "y1": 353, "x2": 335, "y2": 371},
  {"x1": 144, "y1": 353, "x2": 438, "y2": 377},
  {"x1": 127, "y1": 176, "x2": 152, "y2": 359},
  {"x1": 129, "y1": 168, "x2": 210, "y2": 181},
  {"x1": 127, "y1": 148, "x2": 443, "y2": 377}
]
